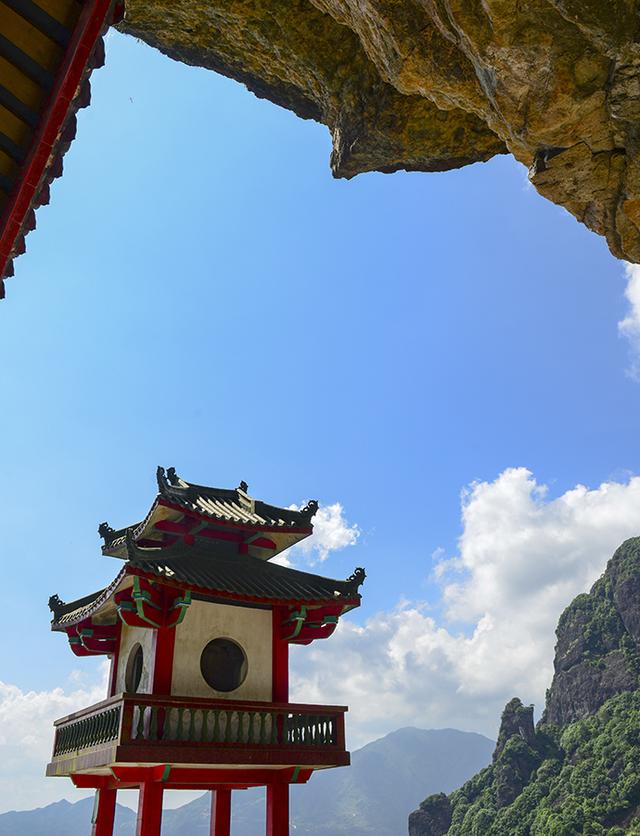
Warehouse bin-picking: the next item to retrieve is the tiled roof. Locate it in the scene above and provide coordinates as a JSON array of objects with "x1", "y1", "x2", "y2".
[
  {"x1": 0, "y1": 0, "x2": 120, "y2": 298},
  {"x1": 156, "y1": 467, "x2": 318, "y2": 529},
  {"x1": 48, "y1": 570, "x2": 125, "y2": 629},
  {"x1": 50, "y1": 541, "x2": 364, "y2": 628},
  {"x1": 128, "y1": 538, "x2": 364, "y2": 605},
  {"x1": 100, "y1": 467, "x2": 318, "y2": 557}
]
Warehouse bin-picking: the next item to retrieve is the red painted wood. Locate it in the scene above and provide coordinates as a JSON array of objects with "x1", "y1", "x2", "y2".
[
  {"x1": 272, "y1": 606, "x2": 289, "y2": 703},
  {"x1": 72, "y1": 775, "x2": 113, "y2": 789},
  {"x1": 92, "y1": 787, "x2": 116, "y2": 836},
  {"x1": 110, "y1": 765, "x2": 168, "y2": 783},
  {"x1": 248, "y1": 537, "x2": 277, "y2": 550},
  {"x1": 266, "y1": 783, "x2": 289, "y2": 836},
  {"x1": 0, "y1": 0, "x2": 115, "y2": 274},
  {"x1": 152, "y1": 624, "x2": 176, "y2": 694},
  {"x1": 157, "y1": 500, "x2": 312, "y2": 536},
  {"x1": 108, "y1": 621, "x2": 122, "y2": 697},
  {"x1": 110, "y1": 766, "x2": 305, "y2": 786},
  {"x1": 136, "y1": 782, "x2": 163, "y2": 836},
  {"x1": 153, "y1": 519, "x2": 198, "y2": 535},
  {"x1": 210, "y1": 789, "x2": 231, "y2": 836}
]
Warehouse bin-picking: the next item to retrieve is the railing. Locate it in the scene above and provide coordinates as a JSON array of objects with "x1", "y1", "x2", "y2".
[
  {"x1": 51, "y1": 693, "x2": 346, "y2": 761},
  {"x1": 53, "y1": 703, "x2": 121, "y2": 756},
  {"x1": 130, "y1": 702, "x2": 337, "y2": 747}
]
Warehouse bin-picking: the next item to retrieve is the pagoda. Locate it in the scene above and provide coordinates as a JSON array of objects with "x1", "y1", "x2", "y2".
[{"x1": 47, "y1": 467, "x2": 365, "y2": 836}]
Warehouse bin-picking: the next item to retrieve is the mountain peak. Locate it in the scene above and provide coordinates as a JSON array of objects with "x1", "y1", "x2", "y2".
[{"x1": 409, "y1": 536, "x2": 640, "y2": 835}]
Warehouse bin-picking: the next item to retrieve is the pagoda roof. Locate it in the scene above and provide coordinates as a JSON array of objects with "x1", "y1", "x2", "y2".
[
  {"x1": 0, "y1": 0, "x2": 120, "y2": 298},
  {"x1": 99, "y1": 467, "x2": 319, "y2": 560},
  {"x1": 49, "y1": 537, "x2": 365, "y2": 630},
  {"x1": 126, "y1": 538, "x2": 363, "y2": 607}
]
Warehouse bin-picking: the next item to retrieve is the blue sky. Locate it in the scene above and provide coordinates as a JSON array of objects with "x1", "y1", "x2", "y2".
[{"x1": 2, "y1": 30, "x2": 640, "y2": 811}]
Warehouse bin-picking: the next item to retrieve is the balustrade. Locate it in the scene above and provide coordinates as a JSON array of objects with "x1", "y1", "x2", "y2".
[{"x1": 50, "y1": 694, "x2": 345, "y2": 763}]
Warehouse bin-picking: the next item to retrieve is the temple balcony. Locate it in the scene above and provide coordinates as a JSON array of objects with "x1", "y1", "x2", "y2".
[{"x1": 46, "y1": 694, "x2": 349, "y2": 779}]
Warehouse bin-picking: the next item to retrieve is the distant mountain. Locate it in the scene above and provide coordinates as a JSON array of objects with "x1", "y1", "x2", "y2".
[
  {"x1": 0, "y1": 727, "x2": 492, "y2": 836},
  {"x1": 0, "y1": 797, "x2": 135, "y2": 836}
]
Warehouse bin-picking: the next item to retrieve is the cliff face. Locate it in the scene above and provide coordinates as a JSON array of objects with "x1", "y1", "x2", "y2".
[
  {"x1": 120, "y1": 1, "x2": 640, "y2": 263},
  {"x1": 409, "y1": 537, "x2": 640, "y2": 835},
  {"x1": 544, "y1": 538, "x2": 640, "y2": 727}
]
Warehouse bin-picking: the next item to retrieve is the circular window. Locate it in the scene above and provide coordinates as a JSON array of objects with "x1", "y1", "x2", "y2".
[
  {"x1": 125, "y1": 643, "x2": 144, "y2": 693},
  {"x1": 200, "y1": 638, "x2": 248, "y2": 692}
]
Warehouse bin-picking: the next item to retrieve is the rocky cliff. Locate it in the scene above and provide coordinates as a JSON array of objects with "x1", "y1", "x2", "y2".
[
  {"x1": 120, "y1": 1, "x2": 640, "y2": 263},
  {"x1": 409, "y1": 537, "x2": 640, "y2": 835}
]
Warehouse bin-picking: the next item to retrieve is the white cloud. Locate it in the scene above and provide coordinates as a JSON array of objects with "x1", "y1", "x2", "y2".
[
  {"x1": 291, "y1": 468, "x2": 640, "y2": 747},
  {"x1": 619, "y1": 263, "x2": 640, "y2": 379},
  {"x1": 0, "y1": 664, "x2": 109, "y2": 812},
  {"x1": 274, "y1": 502, "x2": 360, "y2": 566}
]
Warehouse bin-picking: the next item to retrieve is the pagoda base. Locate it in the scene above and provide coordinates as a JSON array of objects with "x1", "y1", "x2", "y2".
[
  {"x1": 48, "y1": 694, "x2": 349, "y2": 836},
  {"x1": 79, "y1": 768, "x2": 296, "y2": 836}
]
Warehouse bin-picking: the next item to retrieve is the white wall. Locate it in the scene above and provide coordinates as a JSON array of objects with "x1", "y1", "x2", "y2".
[
  {"x1": 171, "y1": 600, "x2": 273, "y2": 701},
  {"x1": 115, "y1": 623, "x2": 154, "y2": 694}
]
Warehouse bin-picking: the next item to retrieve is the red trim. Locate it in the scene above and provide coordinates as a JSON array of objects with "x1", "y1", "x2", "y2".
[
  {"x1": 249, "y1": 537, "x2": 277, "y2": 550},
  {"x1": 92, "y1": 787, "x2": 117, "y2": 836},
  {"x1": 0, "y1": 0, "x2": 115, "y2": 276},
  {"x1": 108, "y1": 621, "x2": 122, "y2": 697},
  {"x1": 211, "y1": 789, "x2": 231, "y2": 836},
  {"x1": 136, "y1": 781, "x2": 163, "y2": 836},
  {"x1": 152, "y1": 625, "x2": 175, "y2": 695},
  {"x1": 110, "y1": 766, "x2": 307, "y2": 786},
  {"x1": 266, "y1": 783, "x2": 289, "y2": 836},
  {"x1": 158, "y1": 500, "x2": 313, "y2": 536},
  {"x1": 272, "y1": 606, "x2": 289, "y2": 703},
  {"x1": 153, "y1": 519, "x2": 200, "y2": 536}
]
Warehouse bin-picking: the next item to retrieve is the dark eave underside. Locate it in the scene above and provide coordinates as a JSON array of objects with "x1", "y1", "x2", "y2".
[{"x1": 0, "y1": 0, "x2": 117, "y2": 298}]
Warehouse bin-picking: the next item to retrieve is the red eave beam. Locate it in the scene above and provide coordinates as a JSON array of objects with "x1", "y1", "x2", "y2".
[{"x1": 0, "y1": 0, "x2": 117, "y2": 291}]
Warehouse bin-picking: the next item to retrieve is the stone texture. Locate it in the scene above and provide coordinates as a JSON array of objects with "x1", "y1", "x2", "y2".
[
  {"x1": 120, "y1": 0, "x2": 640, "y2": 261},
  {"x1": 543, "y1": 537, "x2": 640, "y2": 727},
  {"x1": 408, "y1": 793, "x2": 452, "y2": 836},
  {"x1": 409, "y1": 537, "x2": 640, "y2": 835}
]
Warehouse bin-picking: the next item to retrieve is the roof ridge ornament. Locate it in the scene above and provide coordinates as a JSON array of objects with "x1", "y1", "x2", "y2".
[
  {"x1": 98, "y1": 522, "x2": 117, "y2": 547},
  {"x1": 124, "y1": 528, "x2": 136, "y2": 561},
  {"x1": 345, "y1": 567, "x2": 366, "y2": 594},
  {"x1": 156, "y1": 465, "x2": 170, "y2": 494},
  {"x1": 300, "y1": 500, "x2": 319, "y2": 522},
  {"x1": 166, "y1": 467, "x2": 180, "y2": 486},
  {"x1": 48, "y1": 594, "x2": 66, "y2": 620},
  {"x1": 237, "y1": 481, "x2": 249, "y2": 494},
  {"x1": 157, "y1": 465, "x2": 195, "y2": 500}
]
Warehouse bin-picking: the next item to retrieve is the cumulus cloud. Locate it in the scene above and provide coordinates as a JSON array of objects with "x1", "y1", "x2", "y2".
[
  {"x1": 0, "y1": 664, "x2": 109, "y2": 812},
  {"x1": 619, "y1": 263, "x2": 640, "y2": 379},
  {"x1": 291, "y1": 468, "x2": 640, "y2": 747},
  {"x1": 274, "y1": 501, "x2": 360, "y2": 566}
]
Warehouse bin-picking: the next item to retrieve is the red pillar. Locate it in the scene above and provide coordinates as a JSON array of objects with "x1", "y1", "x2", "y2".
[
  {"x1": 210, "y1": 789, "x2": 231, "y2": 836},
  {"x1": 136, "y1": 782, "x2": 163, "y2": 836},
  {"x1": 152, "y1": 625, "x2": 176, "y2": 694},
  {"x1": 266, "y1": 783, "x2": 289, "y2": 836},
  {"x1": 272, "y1": 606, "x2": 289, "y2": 703},
  {"x1": 92, "y1": 787, "x2": 116, "y2": 836}
]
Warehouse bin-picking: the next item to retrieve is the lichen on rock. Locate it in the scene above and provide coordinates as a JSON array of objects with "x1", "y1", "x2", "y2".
[{"x1": 120, "y1": 0, "x2": 640, "y2": 262}]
